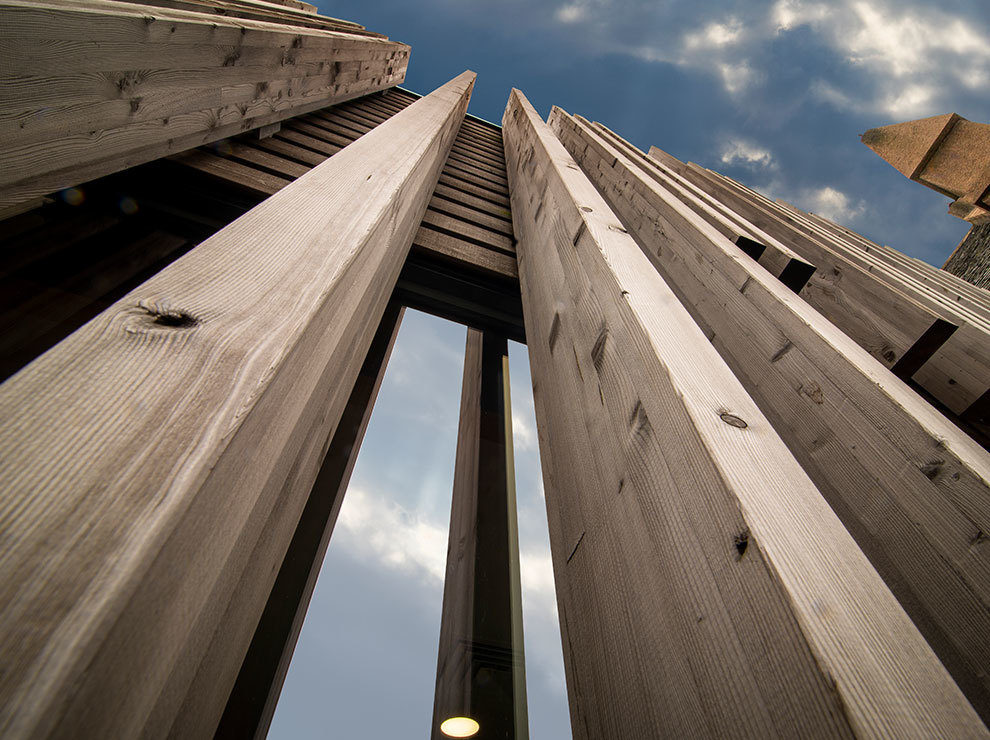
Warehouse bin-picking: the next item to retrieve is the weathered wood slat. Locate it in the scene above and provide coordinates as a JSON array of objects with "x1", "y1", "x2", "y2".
[
  {"x1": 422, "y1": 208, "x2": 515, "y2": 254},
  {"x1": 0, "y1": 0, "x2": 409, "y2": 208},
  {"x1": 439, "y1": 172, "x2": 511, "y2": 208},
  {"x1": 0, "y1": 70, "x2": 474, "y2": 738},
  {"x1": 220, "y1": 140, "x2": 311, "y2": 179},
  {"x1": 108, "y1": 0, "x2": 383, "y2": 36},
  {"x1": 586, "y1": 120, "x2": 815, "y2": 292},
  {"x1": 454, "y1": 137, "x2": 505, "y2": 162},
  {"x1": 287, "y1": 116, "x2": 368, "y2": 148},
  {"x1": 443, "y1": 159, "x2": 510, "y2": 193},
  {"x1": 441, "y1": 156, "x2": 509, "y2": 189},
  {"x1": 170, "y1": 148, "x2": 291, "y2": 195},
  {"x1": 215, "y1": 301, "x2": 404, "y2": 740},
  {"x1": 428, "y1": 193, "x2": 513, "y2": 236},
  {"x1": 771, "y1": 198, "x2": 990, "y2": 333},
  {"x1": 433, "y1": 182, "x2": 513, "y2": 220},
  {"x1": 795, "y1": 206, "x2": 990, "y2": 321},
  {"x1": 552, "y1": 106, "x2": 990, "y2": 721},
  {"x1": 505, "y1": 87, "x2": 986, "y2": 738},
  {"x1": 802, "y1": 209, "x2": 990, "y2": 317},
  {"x1": 687, "y1": 163, "x2": 990, "y2": 414},
  {"x1": 276, "y1": 127, "x2": 343, "y2": 155},
  {"x1": 445, "y1": 148, "x2": 508, "y2": 179},
  {"x1": 253, "y1": 134, "x2": 329, "y2": 166},
  {"x1": 656, "y1": 154, "x2": 971, "y2": 397},
  {"x1": 412, "y1": 224, "x2": 517, "y2": 281}
]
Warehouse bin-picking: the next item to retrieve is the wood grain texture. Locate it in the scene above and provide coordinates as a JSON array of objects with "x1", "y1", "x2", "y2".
[
  {"x1": 584, "y1": 119, "x2": 815, "y2": 292},
  {"x1": 764, "y1": 198, "x2": 990, "y2": 415},
  {"x1": 552, "y1": 106, "x2": 990, "y2": 722},
  {"x1": 700, "y1": 166, "x2": 988, "y2": 407},
  {"x1": 657, "y1": 153, "x2": 982, "y2": 407},
  {"x1": 215, "y1": 301, "x2": 404, "y2": 740},
  {"x1": 795, "y1": 206, "x2": 990, "y2": 321},
  {"x1": 503, "y1": 87, "x2": 986, "y2": 738},
  {"x1": 0, "y1": 0, "x2": 410, "y2": 208},
  {"x1": 0, "y1": 69, "x2": 474, "y2": 738}
]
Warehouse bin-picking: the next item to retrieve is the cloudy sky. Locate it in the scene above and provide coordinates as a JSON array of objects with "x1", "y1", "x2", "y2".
[{"x1": 270, "y1": 2, "x2": 990, "y2": 738}]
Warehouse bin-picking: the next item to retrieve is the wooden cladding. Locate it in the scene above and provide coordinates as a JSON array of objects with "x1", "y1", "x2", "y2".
[
  {"x1": 504, "y1": 87, "x2": 986, "y2": 737},
  {"x1": 550, "y1": 106, "x2": 990, "y2": 721},
  {"x1": 0, "y1": 70, "x2": 473, "y2": 737},
  {"x1": 647, "y1": 151, "x2": 990, "y2": 420},
  {"x1": 0, "y1": 0, "x2": 410, "y2": 209}
]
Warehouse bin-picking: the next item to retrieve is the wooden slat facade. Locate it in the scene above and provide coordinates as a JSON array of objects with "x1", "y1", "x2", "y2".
[
  {"x1": 1, "y1": 2, "x2": 990, "y2": 737},
  {"x1": 0, "y1": 0, "x2": 410, "y2": 210},
  {"x1": 503, "y1": 87, "x2": 986, "y2": 738},
  {"x1": 0, "y1": 69, "x2": 475, "y2": 738},
  {"x1": 550, "y1": 106, "x2": 990, "y2": 720}
]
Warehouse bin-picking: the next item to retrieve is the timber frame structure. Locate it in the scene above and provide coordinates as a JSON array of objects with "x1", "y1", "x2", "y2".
[{"x1": 1, "y1": 2, "x2": 990, "y2": 738}]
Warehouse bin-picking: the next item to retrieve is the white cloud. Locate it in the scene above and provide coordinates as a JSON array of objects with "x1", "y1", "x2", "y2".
[
  {"x1": 511, "y1": 409, "x2": 536, "y2": 451},
  {"x1": 880, "y1": 83, "x2": 934, "y2": 118},
  {"x1": 520, "y1": 549, "x2": 558, "y2": 615},
  {"x1": 809, "y1": 79, "x2": 857, "y2": 110},
  {"x1": 776, "y1": 0, "x2": 990, "y2": 116},
  {"x1": 720, "y1": 138, "x2": 775, "y2": 169},
  {"x1": 843, "y1": 2, "x2": 990, "y2": 78},
  {"x1": 802, "y1": 186, "x2": 866, "y2": 223},
  {"x1": 336, "y1": 487, "x2": 448, "y2": 583},
  {"x1": 771, "y1": 0, "x2": 830, "y2": 32},
  {"x1": 335, "y1": 488, "x2": 559, "y2": 619},
  {"x1": 554, "y1": 3, "x2": 584, "y2": 23},
  {"x1": 683, "y1": 18, "x2": 743, "y2": 49},
  {"x1": 718, "y1": 62, "x2": 756, "y2": 94}
]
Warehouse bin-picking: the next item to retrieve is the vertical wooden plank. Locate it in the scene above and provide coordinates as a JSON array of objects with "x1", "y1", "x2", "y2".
[
  {"x1": 502, "y1": 87, "x2": 986, "y2": 739},
  {"x1": 551, "y1": 106, "x2": 990, "y2": 722},
  {"x1": 432, "y1": 328, "x2": 528, "y2": 740},
  {"x1": 212, "y1": 301, "x2": 404, "y2": 740},
  {"x1": 0, "y1": 70, "x2": 474, "y2": 739}
]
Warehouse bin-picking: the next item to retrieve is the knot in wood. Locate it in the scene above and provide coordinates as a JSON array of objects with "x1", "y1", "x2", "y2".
[{"x1": 719, "y1": 411, "x2": 747, "y2": 429}]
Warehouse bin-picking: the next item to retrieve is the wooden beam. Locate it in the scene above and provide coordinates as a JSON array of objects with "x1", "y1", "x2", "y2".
[
  {"x1": 683, "y1": 162, "x2": 990, "y2": 416},
  {"x1": 0, "y1": 0, "x2": 410, "y2": 209},
  {"x1": 583, "y1": 119, "x2": 815, "y2": 293},
  {"x1": 0, "y1": 70, "x2": 474, "y2": 737},
  {"x1": 654, "y1": 152, "x2": 982, "y2": 409},
  {"x1": 432, "y1": 328, "x2": 528, "y2": 740},
  {"x1": 214, "y1": 301, "x2": 404, "y2": 740},
  {"x1": 551, "y1": 106, "x2": 990, "y2": 722},
  {"x1": 503, "y1": 87, "x2": 986, "y2": 738}
]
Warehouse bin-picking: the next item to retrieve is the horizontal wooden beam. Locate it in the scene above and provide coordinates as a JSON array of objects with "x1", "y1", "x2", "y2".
[
  {"x1": 0, "y1": 69, "x2": 474, "y2": 737},
  {"x1": 503, "y1": 87, "x2": 986, "y2": 738},
  {"x1": 0, "y1": 0, "x2": 410, "y2": 209},
  {"x1": 551, "y1": 106, "x2": 990, "y2": 722}
]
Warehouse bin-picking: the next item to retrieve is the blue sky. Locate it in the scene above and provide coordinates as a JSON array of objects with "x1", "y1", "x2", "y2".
[{"x1": 269, "y1": 2, "x2": 990, "y2": 737}]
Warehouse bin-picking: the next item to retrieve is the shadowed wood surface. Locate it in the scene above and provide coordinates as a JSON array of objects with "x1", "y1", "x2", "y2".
[
  {"x1": 0, "y1": 70, "x2": 473, "y2": 738},
  {"x1": 432, "y1": 329, "x2": 528, "y2": 739},
  {"x1": 584, "y1": 119, "x2": 815, "y2": 293},
  {"x1": 662, "y1": 157, "x2": 989, "y2": 419},
  {"x1": 216, "y1": 301, "x2": 404, "y2": 740},
  {"x1": 0, "y1": 0, "x2": 409, "y2": 209},
  {"x1": 551, "y1": 106, "x2": 990, "y2": 722},
  {"x1": 503, "y1": 86, "x2": 986, "y2": 738}
]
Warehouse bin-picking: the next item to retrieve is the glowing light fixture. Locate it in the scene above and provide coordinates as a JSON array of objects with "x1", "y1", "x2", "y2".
[{"x1": 440, "y1": 716, "x2": 480, "y2": 737}]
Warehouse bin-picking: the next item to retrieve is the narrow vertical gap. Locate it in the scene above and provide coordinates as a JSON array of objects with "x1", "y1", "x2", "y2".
[
  {"x1": 266, "y1": 310, "x2": 466, "y2": 738},
  {"x1": 507, "y1": 342, "x2": 573, "y2": 739}
]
